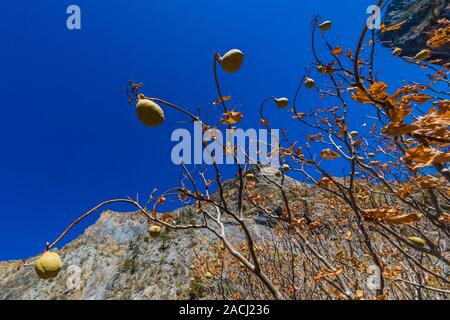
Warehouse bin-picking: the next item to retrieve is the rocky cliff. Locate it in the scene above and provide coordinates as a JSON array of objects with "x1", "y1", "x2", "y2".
[
  {"x1": 379, "y1": 0, "x2": 450, "y2": 64},
  {"x1": 0, "y1": 171, "x2": 300, "y2": 300},
  {"x1": 0, "y1": 210, "x2": 202, "y2": 300}
]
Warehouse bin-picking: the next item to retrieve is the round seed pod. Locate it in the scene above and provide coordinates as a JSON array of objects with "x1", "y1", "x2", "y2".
[
  {"x1": 305, "y1": 77, "x2": 316, "y2": 89},
  {"x1": 246, "y1": 173, "x2": 256, "y2": 180},
  {"x1": 317, "y1": 65, "x2": 332, "y2": 75},
  {"x1": 281, "y1": 164, "x2": 291, "y2": 172},
  {"x1": 136, "y1": 99, "x2": 165, "y2": 127},
  {"x1": 407, "y1": 236, "x2": 426, "y2": 247},
  {"x1": 274, "y1": 97, "x2": 289, "y2": 109},
  {"x1": 275, "y1": 171, "x2": 282, "y2": 177},
  {"x1": 317, "y1": 65, "x2": 326, "y2": 74},
  {"x1": 318, "y1": 21, "x2": 332, "y2": 32},
  {"x1": 35, "y1": 251, "x2": 62, "y2": 280},
  {"x1": 414, "y1": 49, "x2": 431, "y2": 61},
  {"x1": 392, "y1": 47, "x2": 403, "y2": 56},
  {"x1": 218, "y1": 49, "x2": 245, "y2": 73},
  {"x1": 205, "y1": 272, "x2": 213, "y2": 280},
  {"x1": 149, "y1": 225, "x2": 162, "y2": 238},
  {"x1": 349, "y1": 131, "x2": 358, "y2": 137}
]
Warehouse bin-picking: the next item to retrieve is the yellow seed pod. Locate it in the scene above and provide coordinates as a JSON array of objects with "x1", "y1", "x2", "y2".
[
  {"x1": 305, "y1": 77, "x2": 316, "y2": 89},
  {"x1": 281, "y1": 164, "x2": 291, "y2": 172},
  {"x1": 205, "y1": 272, "x2": 213, "y2": 280},
  {"x1": 392, "y1": 47, "x2": 403, "y2": 56},
  {"x1": 349, "y1": 131, "x2": 358, "y2": 137},
  {"x1": 317, "y1": 65, "x2": 332, "y2": 75},
  {"x1": 246, "y1": 173, "x2": 256, "y2": 180},
  {"x1": 35, "y1": 251, "x2": 62, "y2": 280},
  {"x1": 407, "y1": 236, "x2": 426, "y2": 247},
  {"x1": 274, "y1": 97, "x2": 289, "y2": 109},
  {"x1": 317, "y1": 65, "x2": 326, "y2": 74},
  {"x1": 275, "y1": 171, "x2": 282, "y2": 177},
  {"x1": 318, "y1": 21, "x2": 332, "y2": 32},
  {"x1": 218, "y1": 49, "x2": 244, "y2": 73},
  {"x1": 149, "y1": 225, "x2": 162, "y2": 238},
  {"x1": 414, "y1": 49, "x2": 431, "y2": 61},
  {"x1": 136, "y1": 99, "x2": 165, "y2": 127}
]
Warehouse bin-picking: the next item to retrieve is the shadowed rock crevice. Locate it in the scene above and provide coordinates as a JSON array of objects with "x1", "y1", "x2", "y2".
[{"x1": 379, "y1": 0, "x2": 449, "y2": 65}]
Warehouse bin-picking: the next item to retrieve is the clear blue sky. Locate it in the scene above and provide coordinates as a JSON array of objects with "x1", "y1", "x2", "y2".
[{"x1": 0, "y1": 0, "x2": 426, "y2": 260}]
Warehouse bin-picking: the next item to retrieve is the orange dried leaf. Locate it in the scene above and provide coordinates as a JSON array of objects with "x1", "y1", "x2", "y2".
[
  {"x1": 381, "y1": 20, "x2": 407, "y2": 32},
  {"x1": 213, "y1": 95, "x2": 232, "y2": 105},
  {"x1": 405, "y1": 146, "x2": 434, "y2": 163},
  {"x1": 386, "y1": 213, "x2": 420, "y2": 225},
  {"x1": 414, "y1": 175, "x2": 439, "y2": 189},
  {"x1": 321, "y1": 149, "x2": 340, "y2": 160},
  {"x1": 332, "y1": 46, "x2": 344, "y2": 56},
  {"x1": 161, "y1": 213, "x2": 175, "y2": 223},
  {"x1": 221, "y1": 110, "x2": 244, "y2": 124}
]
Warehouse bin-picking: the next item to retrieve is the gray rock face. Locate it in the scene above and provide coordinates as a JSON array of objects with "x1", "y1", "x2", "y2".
[
  {"x1": 0, "y1": 169, "x2": 301, "y2": 300},
  {"x1": 379, "y1": 0, "x2": 449, "y2": 65},
  {"x1": 0, "y1": 211, "x2": 203, "y2": 300}
]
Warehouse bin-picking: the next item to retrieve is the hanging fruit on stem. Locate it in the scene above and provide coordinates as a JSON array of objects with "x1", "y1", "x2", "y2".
[
  {"x1": 218, "y1": 49, "x2": 245, "y2": 73},
  {"x1": 392, "y1": 47, "x2": 403, "y2": 56},
  {"x1": 136, "y1": 96, "x2": 165, "y2": 127},
  {"x1": 414, "y1": 49, "x2": 431, "y2": 61},
  {"x1": 35, "y1": 251, "x2": 62, "y2": 280},
  {"x1": 318, "y1": 21, "x2": 332, "y2": 32},
  {"x1": 274, "y1": 97, "x2": 289, "y2": 109},
  {"x1": 305, "y1": 77, "x2": 316, "y2": 89}
]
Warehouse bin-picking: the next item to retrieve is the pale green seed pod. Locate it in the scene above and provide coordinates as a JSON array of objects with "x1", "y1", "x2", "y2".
[
  {"x1": 136, "y1": 99, "x2": 165, "y2": 127},
  {"x1": 205, "y1": 272, "x2": 213, "y2": 280},
  {"x1": 414, "y1": 49, "x2": 431, "y2": 61},
  {"x1": 218, "y1": 49, "x2": 245, "y2": 73},
  {"x1": 407, "y1": 236, "x2": 426, "y2": 247},
  {"x1": 35, "y1": 251, "x2": 62, "y2": 280},
  {"x1": 274, "y1": 97, "x2": 289, "y2": 109},
  {"x1": 305, "y1": 77, "x2": 316, "y2": 89},
  {"x1": 392, "y1": 47, "x2": 403, "y2": 56},
  {"x1": 318, "y1": 21, "x2": 332, "y2": 32}
]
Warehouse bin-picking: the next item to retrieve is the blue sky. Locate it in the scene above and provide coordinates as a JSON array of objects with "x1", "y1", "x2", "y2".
[{"x1": 0, "y1": 0, "x2": 427, "y2": 260}]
